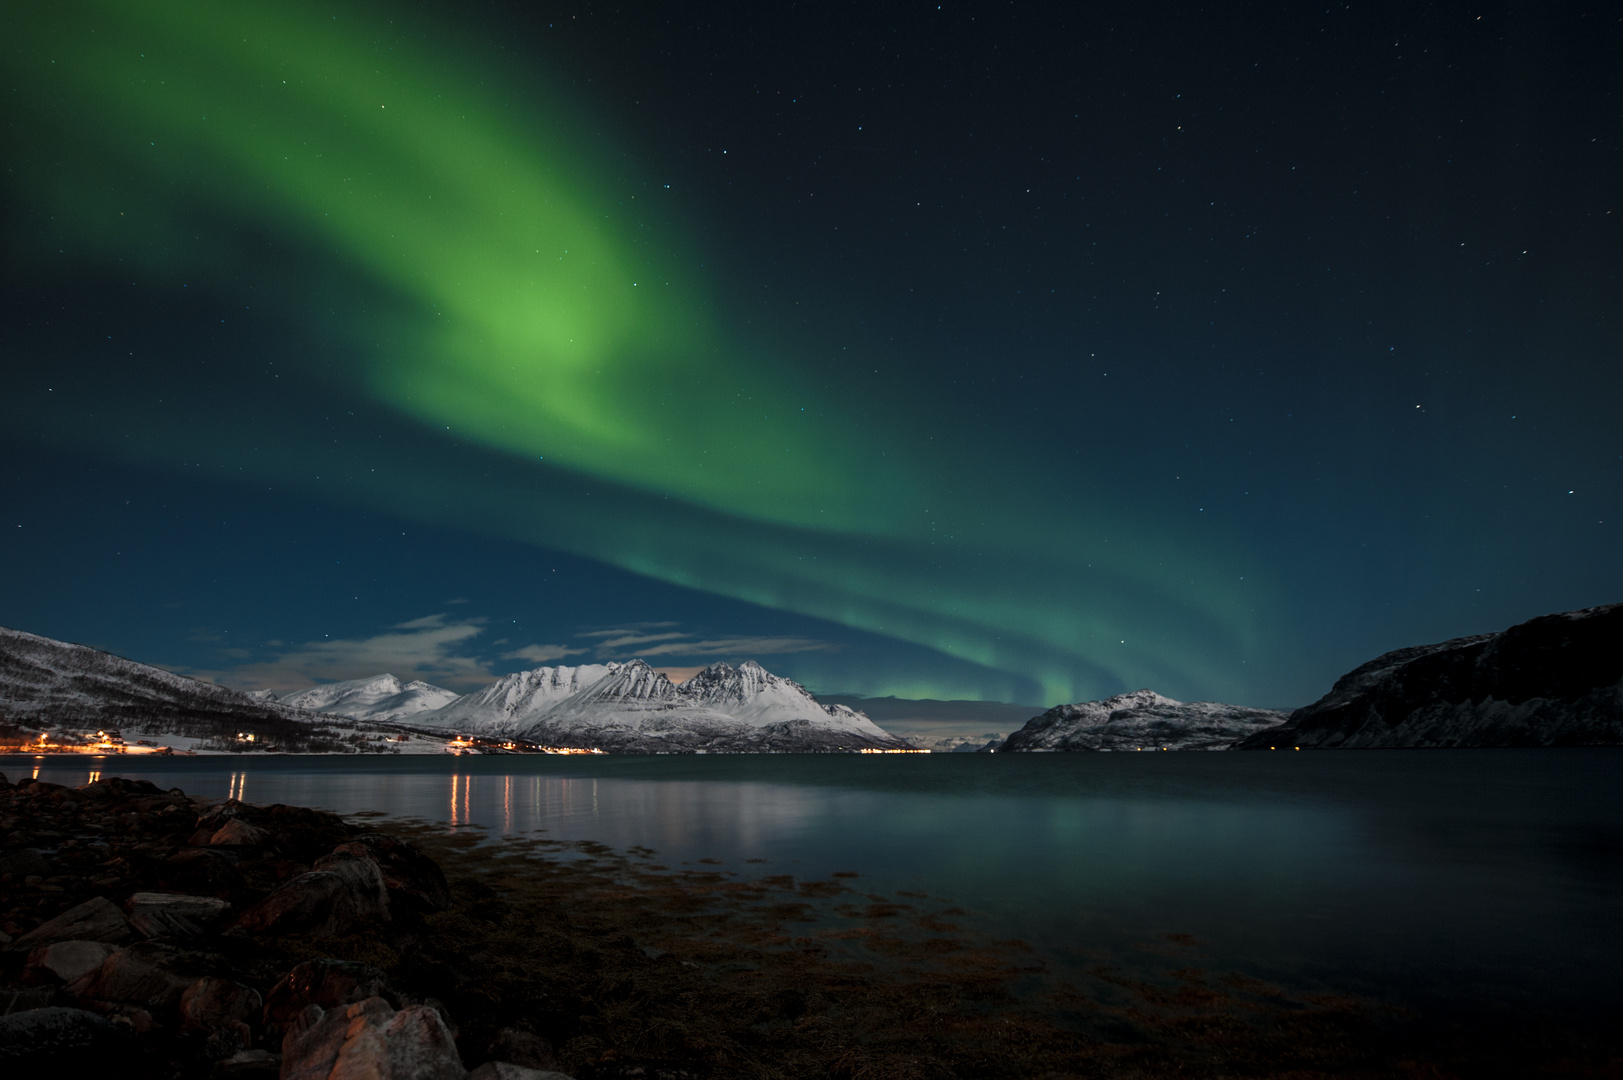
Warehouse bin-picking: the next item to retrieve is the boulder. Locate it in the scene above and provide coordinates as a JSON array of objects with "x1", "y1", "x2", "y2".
[
  {"x1": 280, "y1": 997, "x2": 464, "y2": 1080},
  {"x1": 9, "y1": 895, "x2": 133, "y2": 950},
  {"x1": 310, "y1": 851, "x2": 390, "y2": 920},
  {"x1": 262, "y1": 958, "x2": 397, "y2": 1033},
  {"x1": 24, "y1": 939, "x2": 120, "y2": 985},
  {"x1": 260, "y1": 804, "x2": 354, "y2": 860},
  {"x1": 210, "y1": 819, "x2": 271, "y2": 846},
  {"x1": 126, "y1": 891, "x2": 232, "y2": 938},
  {"x1": 0, "y1": 1006, "x2": 126, "y2": 1068},
  {"x1": 231, "y1": 871, "x2": 353, "y2": 938},
  {"x1": 158, "y1": 847, "x2": 248, "y2": 898},
  {"x1": 233, "y1": 850, "x2": 391, "y2": 938},
  {"x1": 196, "y1": 799, "x2": 251, "y2": 832},
  {"x1": 333, "y1": 832, "x2": 452, "y2": 913},
  {"x1": 466, "y1": 1064, "x2": 576, "y2": 1080},
  {"x1": 75, "y1": 940, "x2": 216, "y2": 1015},
  {"x1": 81, "y1": 776, "x2": 164, "y2": 798}
]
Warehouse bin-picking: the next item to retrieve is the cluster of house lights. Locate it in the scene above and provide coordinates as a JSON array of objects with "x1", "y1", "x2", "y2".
[
  {"x1": 1, "y1": 730, "x2": 171, "y2": 755},
  {"x1": 444, "y1": 735, "x2": 604, "y2": 755}
]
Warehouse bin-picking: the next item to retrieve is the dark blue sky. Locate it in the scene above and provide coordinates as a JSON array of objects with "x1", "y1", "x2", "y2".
[{"x1": 2, "y1": 0, "x2": 1618, "y2": 708}]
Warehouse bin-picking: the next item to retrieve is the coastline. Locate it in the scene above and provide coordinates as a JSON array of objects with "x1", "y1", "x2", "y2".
[{"x1": 3, "y1": 769, "x2": 1618, "y2": 1078}]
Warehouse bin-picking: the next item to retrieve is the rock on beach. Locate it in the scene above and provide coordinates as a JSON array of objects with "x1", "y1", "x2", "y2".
[
  {"x1": 9, "y1": 895, "x2": 134, "y2": 950},
  {"x1": 281, "y1": 996, "x2": 465, "y2": 1080},
  {"x1": 0, "y1": 770, "x2": 578, "y2": 1080}
]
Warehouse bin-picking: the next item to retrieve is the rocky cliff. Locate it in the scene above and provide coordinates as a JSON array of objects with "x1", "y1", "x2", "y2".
[{"x1": 1235, "y1": 603, "x2": 1623, "y2": 749}]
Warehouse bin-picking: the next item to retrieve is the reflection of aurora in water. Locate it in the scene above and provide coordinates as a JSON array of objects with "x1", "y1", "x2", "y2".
[
  {"x1": 0, "y1": 0, "x2": 1262, "y2": 706},
  {"x1": 13, "y1": 752, "x2": 1623, "y2": 1017}
]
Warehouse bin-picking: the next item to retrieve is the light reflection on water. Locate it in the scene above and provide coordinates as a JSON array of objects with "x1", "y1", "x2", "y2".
[{"x1": 5, "y1": 750, "x2": 1621, "y2": 1013}]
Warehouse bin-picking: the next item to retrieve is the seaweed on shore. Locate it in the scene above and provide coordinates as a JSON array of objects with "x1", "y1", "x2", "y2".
[{"x1": 370, "y1": 822, "x2": 1578, "y2": 1080}]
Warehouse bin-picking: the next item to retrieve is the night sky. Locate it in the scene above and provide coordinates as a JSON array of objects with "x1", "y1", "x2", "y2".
[{"x1": 2, "y1": 0, "x2": 1618, "y2": 714}]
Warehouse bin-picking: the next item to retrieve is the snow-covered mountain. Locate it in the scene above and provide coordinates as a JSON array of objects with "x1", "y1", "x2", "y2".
[
  {"x1": 0, "y1": 625, "x2": 909, "y2": 753},
  {"x1": 996, "y1": 689, "x2": 1289, "y2": 751},
  {"x1": 0, "y1": 626, "x2": 399, "y2": 752},
  {"x1": 0, "y1": 626, "x2": 290, "y2": 727},
  {"x1": 275, "y1": 674, "x2": 460, "y2": 723},
  {"x1": 411, "y1": 659, "x2": 909, "y2": 752},
  {"x1": 424, "y1": 663, "x2": 620, "y2": 733}
]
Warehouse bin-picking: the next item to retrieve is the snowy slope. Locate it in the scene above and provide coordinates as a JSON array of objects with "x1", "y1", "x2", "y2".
[
  {"x1": 998, "y1": 689, "x2": 1288, "y2": 751},
  {"x1": 277, "y1": 674, "x2": 459, "y2": 723},
  {"x1": 417, "y1": 663, "x2": 618, "y2": 734}
]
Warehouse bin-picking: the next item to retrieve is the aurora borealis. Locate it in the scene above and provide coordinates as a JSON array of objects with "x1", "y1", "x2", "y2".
[{"x1": 3, "y1": 1, "x2": 1619, "y2": 710}]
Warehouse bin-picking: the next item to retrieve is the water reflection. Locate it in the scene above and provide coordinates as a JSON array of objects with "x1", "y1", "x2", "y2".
[
  {"x1": 449, "y1": 772, "x2": 476, "y2": 827},
  {"x1": 418, "y1": 771, "x2": 844, "y2": 856},
  {"x1": 4, "y1": 752, "x2": 1620, "y2": 1012}
]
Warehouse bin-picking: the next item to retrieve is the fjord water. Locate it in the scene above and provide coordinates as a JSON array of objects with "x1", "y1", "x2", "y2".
[{"x1": 10, "y1": 751, "x2": 1621, "y2": 1016}]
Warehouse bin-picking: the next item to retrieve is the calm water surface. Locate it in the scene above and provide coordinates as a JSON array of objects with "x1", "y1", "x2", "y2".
[{"x1": 7, "y1": 750, "x2": 1619, "y2": 1015}]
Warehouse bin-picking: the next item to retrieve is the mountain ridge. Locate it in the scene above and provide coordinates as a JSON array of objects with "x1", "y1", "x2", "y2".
[
  {"x1": 403, "y1": 658, "x2": 907, "y2": 752},
  {"x1": 273, "y1": 674, "x2": 461, "y2": 723},
  {"x1": 0, "y1": 625, "x2": 908, "y2": 753},
  {"x1": 996, "y1": 689, "x2": 1289, "y2": 751},
  {"x1": 1235, "y1": 602, "x2": 1623, "y2": 748}
]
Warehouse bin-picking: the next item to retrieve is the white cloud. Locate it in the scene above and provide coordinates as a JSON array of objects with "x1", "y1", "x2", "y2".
[
  {"x1": 582, "y1": 627, "x2": 842, "y2": 660},
  {"x1": 638, "y1": 635, "x2": 842, "y2": 657},
  {"x1": 190, "y1": 616, "x2": 852, "y2": 695},
  {"x1": 576, "y1": 623, "x2": 679, "y2": 639},
  {"x1": 392, "y1": 613, "x2": 460, "y2": 631},
  {"x1": 199, "y1": 614, "x2": 496, "y2": 693},
  {"x1": 586, "y1": 631, "x2": 688, "y2": 651},
  {"x1": 500, "y1": 643, "x2": 587, "y2": 664}
]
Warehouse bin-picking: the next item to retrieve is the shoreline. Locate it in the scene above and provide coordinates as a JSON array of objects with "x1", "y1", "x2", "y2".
[{"x1": 2, "y1": 770, "x2": 1619, "y2": 1077}]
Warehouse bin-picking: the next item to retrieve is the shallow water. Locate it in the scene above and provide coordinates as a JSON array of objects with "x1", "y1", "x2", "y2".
[{"x1": 7, "y1": 749, "x2": 1620, "y2": 1016}]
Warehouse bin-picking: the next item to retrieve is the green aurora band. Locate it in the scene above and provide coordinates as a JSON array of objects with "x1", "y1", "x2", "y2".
[{"x1": 3, "y1": 0, "x2": 1266, "y2": 703}]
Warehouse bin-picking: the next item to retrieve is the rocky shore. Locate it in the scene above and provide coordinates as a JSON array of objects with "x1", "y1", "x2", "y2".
[{"x1": 0, "y1": 771, "x2": 566, "y2": 1078}]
